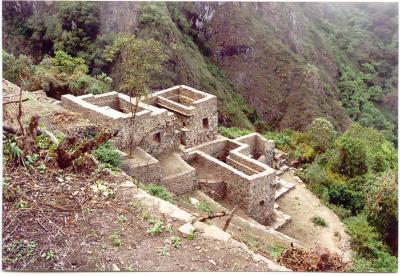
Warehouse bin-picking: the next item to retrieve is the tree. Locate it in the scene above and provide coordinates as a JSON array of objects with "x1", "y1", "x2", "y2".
[
  {"x1": 335, "y1": 135, "x2": 368, "y2": 178},
  {"x1": 34, "y1": 50, "x2": 111, "y2": 98},
  {"x1": 365, "y1": 170, "x2": 398, "y2": 252},
  {"x1": 104, "y1": 34, "x2": 167, "y2": 155},
  {"x1": 308, "y1": 117, "x2": 336, "y2": 152},
  {"x1": 2, "y1": 51, "x2": 36, "y2": 89}
]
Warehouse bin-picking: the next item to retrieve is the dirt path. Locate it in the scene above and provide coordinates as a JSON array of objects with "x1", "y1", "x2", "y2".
[{"x1": 277, "y1": 170, "x2": 352, "y2": 262}]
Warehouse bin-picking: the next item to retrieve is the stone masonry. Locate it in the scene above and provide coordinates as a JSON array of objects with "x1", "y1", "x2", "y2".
[{"x1": 61, "y1": 85, "x2": 278, "y2": 225}]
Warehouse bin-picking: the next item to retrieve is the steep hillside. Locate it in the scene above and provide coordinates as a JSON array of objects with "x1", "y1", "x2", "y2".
[
  {"x1": 174, "y1": 2, "x2": 351, "y2": 131},
  {"x1": 2, "y1": 1, "x2": 398, "y2": 136}
]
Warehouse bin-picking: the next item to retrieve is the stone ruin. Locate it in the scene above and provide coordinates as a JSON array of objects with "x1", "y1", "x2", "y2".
[{"x1": 61, "y1": 85, "x2": 284, "y2": 225}]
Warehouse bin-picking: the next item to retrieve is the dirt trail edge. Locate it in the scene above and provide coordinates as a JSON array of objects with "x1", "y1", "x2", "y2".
[{"x1": 276, "y1": 170, "x2": 352, "y2": 263}]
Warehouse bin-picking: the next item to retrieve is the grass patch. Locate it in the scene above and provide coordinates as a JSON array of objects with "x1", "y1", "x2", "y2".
[
  {"x1": 218, "y1": 127, "x2": 252, "y2": 139},
  {"x1": 310, "y1": 216, "x2": 328, "y2": 227},
  {"x1": 268, "y1": 245, "x2": 286, "y2": 258},
  {"x1": 141, "y1": 183, "x2": 174, "y2": 202},
  {"x1": 196, "y1": 201, "x2": 215, "y2": 214},
  {"x1": 147, "y1": 220, "x2": 172, "y2": 236},
  {"x1": 109, "y1": 232, "x2": 123, "y2": 247},
  {"x1": 93, "y1": 141, "x2": 122, "y2": 169}
]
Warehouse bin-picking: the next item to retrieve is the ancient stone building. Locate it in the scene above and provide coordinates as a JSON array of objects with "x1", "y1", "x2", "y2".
[{"x1": 61, "y1": 85, "x2": 277, "y2": 225}]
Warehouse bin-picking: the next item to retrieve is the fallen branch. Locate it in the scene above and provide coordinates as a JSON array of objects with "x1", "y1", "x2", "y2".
[
  {"x1": 223, "y1": 205, "x2": 238, "y2": 231},
  {"x1": 55, "y1": 130, "x2": 119, "y2": 169},
  {"x1": 3, "y1": 98, "x2": 29, "y2": 105},
  {"x1": 197, "y1": 211, "x2": 227, "y2": 222},
  {"x1": 3, "y1": 125, "x2": 18, "y2": 135}
]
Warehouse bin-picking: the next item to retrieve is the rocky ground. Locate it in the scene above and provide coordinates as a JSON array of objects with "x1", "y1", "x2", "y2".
[{"x1": 2, "y1": 154, "x2": 279, "y2": 271}]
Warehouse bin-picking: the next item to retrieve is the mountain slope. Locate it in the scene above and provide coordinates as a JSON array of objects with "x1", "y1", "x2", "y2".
[{"x1": 2, "y1": 1, "x2": 398, "y2": 134}]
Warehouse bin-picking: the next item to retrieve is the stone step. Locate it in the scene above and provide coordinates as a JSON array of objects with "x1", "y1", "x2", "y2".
[
  {"x1": 275, "y1": 186, "x2": 290, "y2": 199},
  {"x1": 270, "y1": 209, "x2": 291, "y2": 230},
  {"x1": 278, "y1": 178, "x2": 295, "y2": 190},
  {"x1": 275, "y1": 179, "x2": 295, "y2": 199}
]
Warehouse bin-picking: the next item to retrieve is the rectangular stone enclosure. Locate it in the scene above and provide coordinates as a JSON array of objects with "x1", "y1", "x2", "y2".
[{"x1": 61, "y1": 85, "x2": 277, "y2": 225}]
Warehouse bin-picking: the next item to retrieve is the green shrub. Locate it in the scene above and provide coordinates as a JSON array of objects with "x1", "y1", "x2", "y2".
[
  {"x1": 345, "y1": 215, "x2": 397, "y2": 272},
  {"x1": 4, "y1": 138, "x2": 23, "y2": 162},
  {"x1": 303, "y1": 163, "x2": 329, "y2": 186},
  {"x1": 218, "y1": 127, "x2": 252, "y2": 139},
  {"x1": 345, "y1": 215, "x2": 385, "y2": 256},
  {"x1": 141, "y1": 183, "x2": 173, "y2": 202},
  {"x1": 93, "y1": 141, "x2": 122, "y2": 169},
  {"x1": 364, "y1": 170, "x2": 398, "y2": 246},
  {"x1": 294, "y1": 143, "x2": 316, "y2": 163},
  {"x1": 310, "y1": 216, "x2": 328, "y2": 227},
  {"x1": 351, "y1": 253, "x2": 397, "y2": 272},
  {"x1": 328, "y1": 182, "x2": 365, "y2": 214},
  {"x1": 308, "y1": 117, "x2": 336, "y2": 152},
  {"x1": 2, "y1": 51, "x2": 35, "y2": 88},
  {"x1": 335, "y1": 135, "x2": 368, "y2": 178},
  {"x1": 264, "y1": 131, "x2": 293, "y2": 149}
]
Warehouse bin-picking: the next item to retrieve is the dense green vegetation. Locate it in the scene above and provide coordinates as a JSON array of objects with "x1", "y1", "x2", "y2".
[
  {"x1": 93, "y1": 141, "x2": 122, "y2": 170},
  {"x1": 218, "y1": 127, "x2": 252, "y2": 139},
  {"x1": 140, "y1": 183, "x2": 174, "y2": 203},
  {"x1": 313, "y1": 3, "x2": 398, "y2": 144},
  {"x1": 220, "y1": 119, "x2": 397, "y2": 272},
  {"x1": 3, "y1": 50, "x2": 112, "y2": 98}
]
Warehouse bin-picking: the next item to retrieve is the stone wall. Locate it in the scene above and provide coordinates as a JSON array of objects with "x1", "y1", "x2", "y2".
[
  {"x1": 83, "y1": 92, "x2": 120, "y2": 111},
  {"x1": 198, "y1": 179, "x2": 226, "y2": 200},
  {"x1": 191, "y1": 152, "x2": 252, "y2": 212},
  {"x1": 161, "y1": 169, "x2": 197, "y2": 195},
  {"x1": 151, "y1": 85, "x2": 218, "y2": 148},
  {"x1": 186, "y1": 139, "x2": 241, "y2": 161},
  {"x1": 185, "y1": 134, "x2": 276, "y2": 225},
  {"x1": 234, "y1": 133, "x2": 275, "y2": 166},
  {"x1": 247, "y1": 173, "x2": 276, "y2": 225},
  {"x1": 120, "y1": 148, "x2": 162, "y2": 184}
]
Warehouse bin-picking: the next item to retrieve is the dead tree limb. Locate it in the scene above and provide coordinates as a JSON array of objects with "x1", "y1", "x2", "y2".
[
  {"x1": 17, "y1": 88, "x2": 25, "y2": 136},
  {"x1": 55, "y1": 130, "x2": 119, "y2": 169},
  {"x1": 223, "y1": 205, "x2": 238, "y2": 231},
  {"x1": 3, "y1": 98, "x2": 29, "y2": 105},
  {"x1": 21, "y1": 115, "x2": 40, "y2": 155},
  {"x1": 197, "y1": 211, "x2": 227, "y2": 222},
  {"x1": 3, "y1": 125, "x2": 18, "y2": 135}
]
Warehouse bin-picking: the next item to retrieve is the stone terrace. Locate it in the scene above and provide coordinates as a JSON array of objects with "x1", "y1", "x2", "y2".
[{"x1": 61, "y1": 85, "x2": 284, "y2": 225}]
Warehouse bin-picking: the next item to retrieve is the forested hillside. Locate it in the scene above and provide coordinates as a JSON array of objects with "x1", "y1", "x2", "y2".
[{"x1": 2, "y1": 2, "x2": 398, "y2": 272}]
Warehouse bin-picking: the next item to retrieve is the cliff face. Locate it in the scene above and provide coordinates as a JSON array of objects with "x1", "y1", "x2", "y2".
[
  {"x1": 180, "y1": 2, "x2": 351, "y2": 130},
  {"x1": 92, "y1": 1, "x2": 351, "y2": 131}
]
